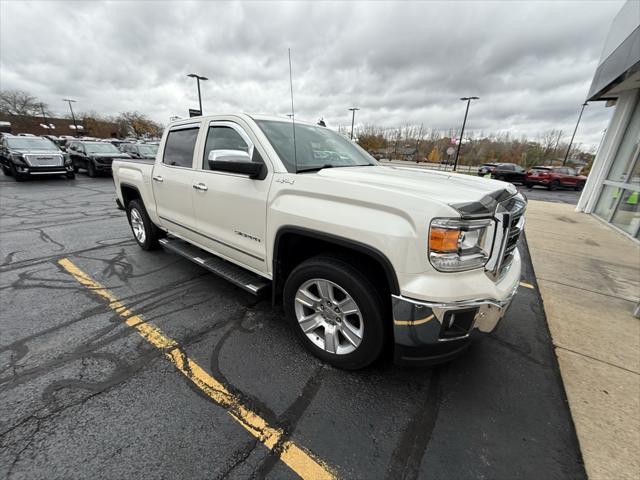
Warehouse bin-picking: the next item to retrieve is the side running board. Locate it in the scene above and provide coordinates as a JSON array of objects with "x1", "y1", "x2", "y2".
[{"x1": 159, "y1": 237, "x2": 270, "y2": 296}]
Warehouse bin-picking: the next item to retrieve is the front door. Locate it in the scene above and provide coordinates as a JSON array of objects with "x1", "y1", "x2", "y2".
[
  {"x1": 152, "y1": 124, "x2": 201, "y2": 241},
  {"x1": 191, "y1": 121, "x2": 270, "y2": 274}
]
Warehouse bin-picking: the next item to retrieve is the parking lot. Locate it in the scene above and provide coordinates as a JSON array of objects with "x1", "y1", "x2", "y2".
[{"x1": 0, "y1": 175, "x2": 586, "y2": 479}]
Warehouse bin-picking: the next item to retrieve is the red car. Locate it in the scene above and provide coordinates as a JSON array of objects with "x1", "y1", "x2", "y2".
[{"x1": 525, "y1": 166, "x2": 587, "y2": 191}]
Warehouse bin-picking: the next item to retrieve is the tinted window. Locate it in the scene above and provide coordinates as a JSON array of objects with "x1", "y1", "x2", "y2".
[
  {"x1": 163, "y1": 128, "x2": 199, "y2": 168},
  {"x1": 500, "y1": 164, "x2": 515, "y2": 171}
]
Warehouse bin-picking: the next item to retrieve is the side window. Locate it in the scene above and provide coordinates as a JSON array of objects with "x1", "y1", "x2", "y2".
[
  {"x1": 163, "y1": 128, "x2": 199, "y2": 168},
  {"x1": 202, "y1": 126, "x2": 252, "y2": 170},
  {"x1": 504, "y1": 164, "x2": 515, "y2": 171},
  {"x1": 567, "y1": 168, "x2": 577, "y2": 175}
]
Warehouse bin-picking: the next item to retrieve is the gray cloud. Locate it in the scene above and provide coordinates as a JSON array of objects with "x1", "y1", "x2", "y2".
[{"x1": 0, "y1": 0, "x2": 625, "y2": 148}]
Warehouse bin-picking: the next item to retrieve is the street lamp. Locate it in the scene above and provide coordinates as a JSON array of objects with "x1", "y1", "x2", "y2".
[
  {"x1": 563, "y1": 102, "x2": 588, "y2": 166},
  {"x1": 453, "y1": 96, "x2": 479, "y2": 171},
  {"x1": 348, "y1": 107, "x2": 360, "y2": 140},
  {"x1": 187, "y1": 73, "x2": 208, "y2": 115},
  {"x1": 63, "y1": 99, "x2": 79, "y2": 137}
]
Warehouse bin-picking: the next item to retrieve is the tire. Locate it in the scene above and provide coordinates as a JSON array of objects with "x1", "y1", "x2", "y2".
[
  {"x1": 549, "y1": 180, "x2": 560, "y2": 191},
  {"x1": 283, "y1": 256, "x2": 386, "y2": 370},
  {"x1": 525, "y1": 182, "x2": 533, "y2": 189},
  {"x1": 10, "y1": 163, "x2": 27, "y2": 182},
  {"x1": 73, "y1": 164, "x2": 79, "y2": 173},
  {"x1": 2, "y1": 165, "x2": 12, "y2": 176},
  {"x1": 66, "y1": 171, "x2": 76, "y2": 180},
  {"x1": 574, "y1": 182, "x2": 585, "y2": 191},
  {"x1": 126, "y1": 199, "x2": 162, "y2": 250},
  {"x1": 87, "y1": 161, "x2": 97, "y2": 178}
]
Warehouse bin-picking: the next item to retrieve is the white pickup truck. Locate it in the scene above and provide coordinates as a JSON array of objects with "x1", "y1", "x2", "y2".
[{"x1": 112, "y1": 114, "x2": 526, "y2": 369}]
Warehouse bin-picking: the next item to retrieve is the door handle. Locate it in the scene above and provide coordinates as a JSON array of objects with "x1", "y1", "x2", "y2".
[
  {"x1": 152, "y1": 175, "x2": 163, "y2": 182},
  {"x1": 193, "y1": 183, "x2": 208, "y2": 191}
]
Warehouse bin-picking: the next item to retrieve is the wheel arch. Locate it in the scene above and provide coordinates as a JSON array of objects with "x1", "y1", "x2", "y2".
[
  {"x1": 272, "y1": 226, "x2": 400, "y2": 306},
  {"x1": 120, "y1": 183, "x2": 142, "y2": 209}
]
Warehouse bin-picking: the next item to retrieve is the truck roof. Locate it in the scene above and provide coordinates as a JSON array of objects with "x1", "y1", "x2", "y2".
[{"x1": 167, "y1": 113, "x2": 319, "y2": 129}]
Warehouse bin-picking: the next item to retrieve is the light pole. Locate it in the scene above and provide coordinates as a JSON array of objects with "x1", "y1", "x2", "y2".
[
  {"x1": 63, "y1": 99, "x2": 78, "y2": 136},
  {"x1": 349, "y1": 107, "x2": 360, "y2": 140},
  {"x1": 563, "y1": 102, "x2": 588, "y2": 166},
  {"x1": 187, "y1": 73, "x2": 208, "y2": 115},
  {"x1": 453, "y1": 96, "x2": 479, "y2": 171}
]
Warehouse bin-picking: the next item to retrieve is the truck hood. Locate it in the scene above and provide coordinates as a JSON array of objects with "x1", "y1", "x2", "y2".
[{"x1": 315, "y1": 165, "x2": 518, "y2": 216}]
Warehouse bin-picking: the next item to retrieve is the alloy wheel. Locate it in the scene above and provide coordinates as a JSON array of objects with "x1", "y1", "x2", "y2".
[{"x1": 293, "y1": 278, "x2": 364, "y2": 355}]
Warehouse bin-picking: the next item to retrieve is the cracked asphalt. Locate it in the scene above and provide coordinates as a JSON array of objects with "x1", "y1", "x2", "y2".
[{"x1": 0, "y1": 174, "x2": 586, "y2": 479}]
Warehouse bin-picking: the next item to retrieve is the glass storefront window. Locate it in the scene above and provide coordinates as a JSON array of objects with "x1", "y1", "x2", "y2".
[
  {"x1": 611, "y1": 189, "x2": 640, "y2": 235},
  {"x1": 595, "y1": 185, "x2": 623, "y2": 220},
  {"x1": 607, "y1": 98, "x2": 640, "y2": 182}
]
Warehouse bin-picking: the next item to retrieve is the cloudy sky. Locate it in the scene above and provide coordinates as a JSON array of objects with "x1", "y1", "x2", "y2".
[{"x1": 0, "y1": 0, "x2": 625, "y2": 148}]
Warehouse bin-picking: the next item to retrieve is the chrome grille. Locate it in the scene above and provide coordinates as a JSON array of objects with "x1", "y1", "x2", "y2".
[
  {"x1": 486, "y1": 194, "x2": 526, "y2": 279},
  {"x1": 24, "y1": 154, "x2": 64, "y2": 167}
]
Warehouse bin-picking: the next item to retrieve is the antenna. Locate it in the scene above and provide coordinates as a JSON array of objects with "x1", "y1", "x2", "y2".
[{"x1": 288, "y1": 48, "x2": 298, "y2": 173}]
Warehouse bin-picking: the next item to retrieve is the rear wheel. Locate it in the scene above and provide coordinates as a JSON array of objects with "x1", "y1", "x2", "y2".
[
  {"x1": 283, "y1": 256, "x2": 385, "y2": 370},
  {"x1": 574, "y1": 182, "x2": 585, "y2": 191},
  {"x1": 126, "y1": 199, "x2": 162, "y2": 250},
  {"x1": 549, "y1": 180, "x2": 560, "y2": 191}
]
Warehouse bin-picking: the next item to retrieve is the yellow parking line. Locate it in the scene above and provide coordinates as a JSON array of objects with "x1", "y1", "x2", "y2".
[
  {"x1": 519, "y1": 281, "x2": 535, "y2": 289},
  {"x1": 58, "y1": 258, "x2": 335, "y2": 480}
]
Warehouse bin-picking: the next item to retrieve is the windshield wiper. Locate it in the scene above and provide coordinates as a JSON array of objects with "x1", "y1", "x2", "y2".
[
  {"x1": 296, "y1": 163, "x2": 376, "y2": 174},
  {"x1": 296, "y1": 164, "x2": 335, "y2": 174}
]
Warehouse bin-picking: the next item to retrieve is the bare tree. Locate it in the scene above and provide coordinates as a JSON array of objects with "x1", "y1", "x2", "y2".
[{"x1": 0, "y1": 89, "x2": 51, "y2": 116}]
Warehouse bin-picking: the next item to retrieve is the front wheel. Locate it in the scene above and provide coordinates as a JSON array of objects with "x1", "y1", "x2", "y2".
[
  {"x1": 549, "y1": 180, "x2": 560, "y2": 191},
  {"x1": 283, "y1": 256, "x2": 385, "y2": 370},
  {"x1": 10, "y1": 163, "x2": 27, "y2": 182},
  {"x1": 575, "y1": 182, "x2": 585, "y2": 191},
  {"x1": 66, "y1": 171, "x2": 76, "y2": 179},
  {"x1": 126, "y1": 199, "x2": 162, "y2": 250},
  {"x1": 87, "y1": 161, "x2": 97, "y2": 178},
  {"x1": 2, "y1": 165, "x2": 12, "y2": 176}
]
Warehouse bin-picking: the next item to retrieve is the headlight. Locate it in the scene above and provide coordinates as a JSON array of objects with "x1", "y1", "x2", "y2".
[
  {"x1": 429, "y1": 218, "x2": 495, "y2": 272},
  {"x1": 10, "y1": 153, "x2": 26, "y2": 164},
  {"x1": 64, "y1": 154, "x2": 72, "y2": 165}
]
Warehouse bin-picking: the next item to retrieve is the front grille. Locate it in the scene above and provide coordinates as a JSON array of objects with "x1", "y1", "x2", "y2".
[
  {"x1": 96, "y1": 158, "x2": 113, "y2": 165},
  {"x1": 24, "y1": 154, "x2": 64, "y2": 167},
  {"x1": 487, "y1": 194, "x2": 526, "y2": 278}
]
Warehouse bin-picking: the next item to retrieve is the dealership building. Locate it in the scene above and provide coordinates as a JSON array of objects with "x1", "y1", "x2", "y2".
[{"x1": 576, "y1": 0, "x2": 640, "y2": 241}]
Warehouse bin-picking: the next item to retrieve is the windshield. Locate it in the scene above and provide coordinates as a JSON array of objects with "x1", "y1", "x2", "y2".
[
  {"x1": 7, "y1": 137, "x2": 58, "y2": 151},
  {"x1": 138, "y1": 144, "x2": 158, "y2": 156},
  {"x1": 85, "y1": 143, "x2": 121, "y2": 154},
  {"x1": 255, "y1": 120, "x2": 377, "y2": 172}
]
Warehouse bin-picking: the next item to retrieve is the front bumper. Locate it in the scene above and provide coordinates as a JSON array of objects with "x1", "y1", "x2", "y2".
[
  {"x1": 14, "y1": 164, "x2": 73, "y2": 176},
  {"x1": 391, "y1": 284, "x2": 518, "y2": 365}
]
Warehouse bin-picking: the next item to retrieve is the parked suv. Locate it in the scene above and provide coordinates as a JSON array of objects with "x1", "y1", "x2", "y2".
[
  {"x1": 68, "y1": 141, "x2": 130, "y2": 177},
  {"x1": 478, "y1": 163, "x2": 527, "y2": 184},
  {"x1": 525, "y1": 166, "x2": 587, "y2": 191},
  {"x1": 0, "y1": 135, "x2": 74, "y2": 181},
  {"x1": 120, "y1": 143, "x2": 159, "y2": 159}
]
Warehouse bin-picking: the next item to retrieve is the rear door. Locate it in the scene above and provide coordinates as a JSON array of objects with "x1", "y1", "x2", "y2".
[
  {"x1": 191, "y1": 120, "x2": 271, "y2": 274},
  {"x1": 565, "y1": 168, "x2": 578, "y2": 186},
  {"x1": 152, "y1": 124, "x2": 201, "y2": 240}
]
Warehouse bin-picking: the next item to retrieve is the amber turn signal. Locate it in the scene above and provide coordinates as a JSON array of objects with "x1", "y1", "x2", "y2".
[{"x1": 429, "y1": 227, "x2": 460, "y2": 253}]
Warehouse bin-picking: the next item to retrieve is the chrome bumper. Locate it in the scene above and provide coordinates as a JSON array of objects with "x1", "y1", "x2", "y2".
[{"x1": 391, "y1": 285, "x2": 518, "y2": 364}]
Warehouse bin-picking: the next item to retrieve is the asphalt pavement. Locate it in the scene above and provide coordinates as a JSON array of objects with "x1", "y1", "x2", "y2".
[{"x1": 0, "y1": 174, "x2": 585, "y2": 479}]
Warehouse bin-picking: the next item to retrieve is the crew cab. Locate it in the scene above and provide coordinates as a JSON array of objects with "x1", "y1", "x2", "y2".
[
  {"x1": 112, "y1": 114, "x2": 526, "y2": 369},
  {"x1": 0, "y1": 135, "x2": 75, "y2": 181},
  {"x1": 68, "y1": 140, "x2": 130, "y2": 177},
  {"x1": 525, "y1": 166, "x2": 587, "y2": 191}
]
